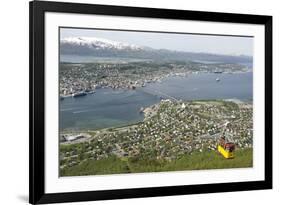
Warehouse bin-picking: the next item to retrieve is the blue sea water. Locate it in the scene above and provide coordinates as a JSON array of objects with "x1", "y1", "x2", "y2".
[{"x1": 60, "y1": 72, "x2": 253, "y2": 131}]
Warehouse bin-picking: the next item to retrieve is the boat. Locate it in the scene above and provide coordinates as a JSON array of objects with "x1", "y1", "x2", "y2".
[
  {"x1": 216, "y1": 78, "x2": 220, "y2": 82},
  {"x1": 139, "y1": 107, "x2": 144, "y2": 113},
  {"x1": 72, "y1": 92, "x2": 87, "y2": 97}
]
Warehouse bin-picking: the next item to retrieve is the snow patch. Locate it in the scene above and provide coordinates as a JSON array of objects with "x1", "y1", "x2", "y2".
[{"x1": 61, "y1": 37, "x2": 143, "y2": 51}]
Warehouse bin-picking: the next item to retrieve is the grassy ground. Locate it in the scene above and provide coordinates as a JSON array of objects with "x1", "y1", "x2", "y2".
[{"x1": 60, "y1": 148, "x2": 253, "y2": 177}]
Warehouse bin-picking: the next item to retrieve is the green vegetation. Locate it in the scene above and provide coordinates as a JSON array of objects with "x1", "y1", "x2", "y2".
[
  {"x1": 60, "y1": 148, "x2": 252, "y2": 176},
  {"x1": 60, "y1": 156, "x2": 130, "y2": 176},
  {"x1": 60, "y1": 100, "x2": 253, "y2": 176}
]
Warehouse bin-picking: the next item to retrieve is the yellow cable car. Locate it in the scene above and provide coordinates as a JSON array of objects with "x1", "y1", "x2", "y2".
[
  {"x1": 218, "y1": 137, "x2": 235, "y2": 159},
  {"x1": 218, "y1": 144, "x2": 234, "y2": 159}
]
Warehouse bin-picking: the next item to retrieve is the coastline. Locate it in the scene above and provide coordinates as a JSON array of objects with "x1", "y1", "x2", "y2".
[
  {"x1": 59, "y1": 69, "x2": 252, "y2": 98},
  {"x1": 60, "y1": 99, "x2": 253, "y2": 144},
  {"x1": 59, "y1": 99, "x2": 253, "y2": 175}
]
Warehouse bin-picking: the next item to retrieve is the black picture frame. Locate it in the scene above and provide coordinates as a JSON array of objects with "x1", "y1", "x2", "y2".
[{"x1": 29, "y1": 1, "x2": 272, "y2": 204}]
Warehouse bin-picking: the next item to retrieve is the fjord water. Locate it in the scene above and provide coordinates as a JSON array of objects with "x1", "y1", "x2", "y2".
[{"x1": 60, "y1": 72, "x2": 253, "y2": 131}]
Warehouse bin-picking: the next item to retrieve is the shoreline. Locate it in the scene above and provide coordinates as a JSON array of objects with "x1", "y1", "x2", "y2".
[
  {"x1": 59, "y1": 98, "x2": 253, "y2": 173},
  {"x1": 60, "y1": 99, "x2": 253, "y2": 140},
  {"x1": 59, "y1": 70, "x2": 252, "y2": 98}
]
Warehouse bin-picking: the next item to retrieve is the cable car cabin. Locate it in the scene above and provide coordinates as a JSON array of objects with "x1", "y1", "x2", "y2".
[{"x1": 218, "y1": 137, "x2": 235, "y2": 159}]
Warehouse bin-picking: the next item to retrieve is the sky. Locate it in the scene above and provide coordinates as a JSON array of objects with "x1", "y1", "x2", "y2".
[{"x1": 61, "y1": 28, "x2": 253, "y2": 56}]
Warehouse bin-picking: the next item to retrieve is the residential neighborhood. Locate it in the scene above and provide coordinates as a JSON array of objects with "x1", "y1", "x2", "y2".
[
  {"x1": 59, "y1": 61, "x2": 250, "y2": 97},
  {"x1": 60, "y1": 100, "x2": 253, "y2": 171}
]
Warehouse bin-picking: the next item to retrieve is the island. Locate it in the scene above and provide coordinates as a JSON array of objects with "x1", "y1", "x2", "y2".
[
  {"x1": 59, "y1": 60, "x2": 250, "y2": 97},
  {"x1": 59, "y1": 100, "x2": 253, "y2": 176}
]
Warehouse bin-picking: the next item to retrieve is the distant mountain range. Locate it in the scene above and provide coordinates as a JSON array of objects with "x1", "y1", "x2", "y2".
[{"x1": 60, "y1": 37, "x2": 252, "y2": 64}]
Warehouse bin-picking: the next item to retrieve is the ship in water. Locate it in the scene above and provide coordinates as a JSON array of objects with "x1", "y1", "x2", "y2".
[
  {"x1": 72, "y1": 92, "x2": 87, "y2": 97},
  {"x1": 216, "y1": 78, "x2": 220, "y2": 82},
  {"x1": 214, "y1": 68, "x2": 223, "y2": 74},
  {"x1": 139, "y1": 107, "x2": 144, "y2": 113}
]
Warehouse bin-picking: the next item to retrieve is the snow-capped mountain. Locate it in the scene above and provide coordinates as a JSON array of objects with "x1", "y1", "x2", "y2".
[
  {"x1": 60, "y1": 36, "x2": 252, "y2": 64},
  {"x1": 61, "y1": 37, "x2": 144, "y2": 51}
]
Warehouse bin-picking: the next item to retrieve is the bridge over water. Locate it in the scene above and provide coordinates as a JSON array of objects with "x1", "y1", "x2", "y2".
[{"x1": 140, "y1": 87, "x2": 179, "y2": 102}]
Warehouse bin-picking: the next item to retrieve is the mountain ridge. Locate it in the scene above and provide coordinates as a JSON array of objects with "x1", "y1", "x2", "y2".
[{"x1": 60, "y1": 37, "x2": 252, "y2": 64}]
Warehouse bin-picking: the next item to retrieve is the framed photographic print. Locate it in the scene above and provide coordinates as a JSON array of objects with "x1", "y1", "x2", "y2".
[{"x1": 29, "y1": 0, "x2": 272, "y2": 204}]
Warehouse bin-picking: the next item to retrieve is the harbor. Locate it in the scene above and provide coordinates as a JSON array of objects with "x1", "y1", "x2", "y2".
[{"x1": 60, "y1": 72, "x2": 253, "y2": 131}]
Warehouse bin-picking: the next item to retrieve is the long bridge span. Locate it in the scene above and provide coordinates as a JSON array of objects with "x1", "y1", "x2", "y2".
[{"x1": 140, "y1": 87, "x2": 179, "y2": 102}]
